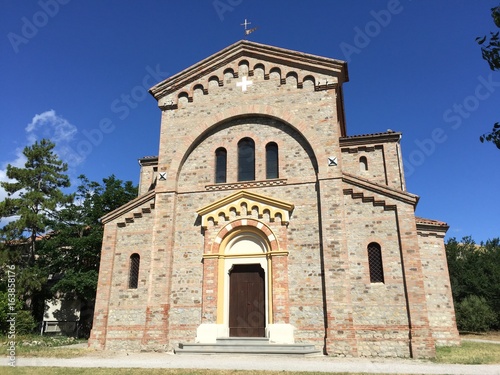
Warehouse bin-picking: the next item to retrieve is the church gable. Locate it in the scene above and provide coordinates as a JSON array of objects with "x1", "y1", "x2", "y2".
[{"x1": 149, "y1": 40, "x2": 348, "y2": 110}]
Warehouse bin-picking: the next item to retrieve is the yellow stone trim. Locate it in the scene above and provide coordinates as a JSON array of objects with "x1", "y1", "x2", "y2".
[
  {"x1": 213, "y1": 225, "x2": 284, "y2": 326},
  {"x1": 197, "y1": 190, "x2": 294, "y2": 228},
  {"x1": 216, "y1": 257, "x2": 225, "y2": 324},
  {"x1": 267, "y1": 256, "x2": 273, "y2": 324}
]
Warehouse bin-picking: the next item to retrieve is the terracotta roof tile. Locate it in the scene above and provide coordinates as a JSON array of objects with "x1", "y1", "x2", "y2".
[
  {"x1": 415, "y1": 217, "x2": 448, "y2": 227},
  {"x1": 340, "y1": 131, "x2": 401, "y2": 139}
]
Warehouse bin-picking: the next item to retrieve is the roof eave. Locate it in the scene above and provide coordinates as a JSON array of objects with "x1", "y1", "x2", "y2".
[{"x1": 149, "y1": 40, "x2": 348, "y2": 100}]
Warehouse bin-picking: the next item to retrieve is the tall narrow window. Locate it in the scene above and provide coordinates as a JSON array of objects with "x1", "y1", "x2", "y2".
[
  {"x1": 238, "y1": 137, "x2": 255, "y2": 181},
  {"x1": 129, "y1": 253, "x2": 140, "y2": 289},
  {"x1": 266, "y1": 142, "x2": 279, "y2": 179},
  {"x1": 215, "y1": 147, "x2": 227, "y2": 183},
  {"x1": 367, "y1": 243, "x2": 384, "y2": 283},
  {"x1": 359, "y1": 156, "x2": 368, "y2": 171}
]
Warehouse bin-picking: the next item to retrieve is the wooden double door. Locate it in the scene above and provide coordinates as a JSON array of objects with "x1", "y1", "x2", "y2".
[{"x1": 229, "y1": 264, "x2": 266, "y2": 337}]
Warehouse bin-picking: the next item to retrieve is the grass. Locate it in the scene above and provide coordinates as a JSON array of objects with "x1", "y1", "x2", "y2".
[
  {"x1": 434, "y1": 340, "x2": 500, "y2": 364},
  {"x1": 2, "y1": 333, "x2": 500, "y2": 374},
  {"x1": 1, "y1": 334, "x2": 89, "y2": 358}
]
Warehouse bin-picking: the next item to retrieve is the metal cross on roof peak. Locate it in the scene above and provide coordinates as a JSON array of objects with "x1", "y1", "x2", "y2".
[
  {"x1": 241, "y1": 18, "x2": 258, "y2": 38},
  {"x1": 241, "y1": 19, "x2": 251, "y2": 30}
]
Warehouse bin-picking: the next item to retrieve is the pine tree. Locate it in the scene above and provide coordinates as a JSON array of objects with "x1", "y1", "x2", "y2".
[{"x1": 0, "y1": 139, "x2": 71, "y2": 310}]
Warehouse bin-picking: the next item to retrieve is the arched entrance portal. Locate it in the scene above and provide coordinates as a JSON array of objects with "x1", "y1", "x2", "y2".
[
  {"x1": 222, "y1": 229, "x2": 269, "y2": 338},
  {"x1": 196, "y1": 208, "x2": 294, "y2": 345}
]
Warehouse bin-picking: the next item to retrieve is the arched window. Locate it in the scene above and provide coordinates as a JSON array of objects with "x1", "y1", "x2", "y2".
[
  {"x1": 238, "y1": 138, "x2": 255, "y2": 181},
  {"x1": 359, "y1": 156, "x2": 368, "y2": 171},
  {"x1": 367, "y1": 243, "x2": 384, "y2": 283},
  {"x1": 215, "y1": 147, "x2": 227, "y2": 183},
  {"x1": 129, "y1": 253, "x2": 140, "y2": 289},
  {"x1": 266, "y1": 142, "x2": 279, "y2": 179}
]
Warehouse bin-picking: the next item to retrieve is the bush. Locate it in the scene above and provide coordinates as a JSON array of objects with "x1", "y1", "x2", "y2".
[
  {"x1": 15, "y1": 310, "x2": 37, "y2": 334},
  {"x1": 0, "y1": 291, "x2": 36, "y2": 334},
  {"x1": 456, "y1": 295, "x2": 497, "y2": 332}
]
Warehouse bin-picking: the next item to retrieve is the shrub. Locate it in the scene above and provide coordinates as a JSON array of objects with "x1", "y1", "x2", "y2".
[
  {"x1": 456, "y1": 295, "x2": 497, "y2": 332},
  {"x1": 15, "y1": 310, "x2": 37, "y2": 334},
  {"x1": 0, "y1": 291, "x2": 36, "y2": 334}
]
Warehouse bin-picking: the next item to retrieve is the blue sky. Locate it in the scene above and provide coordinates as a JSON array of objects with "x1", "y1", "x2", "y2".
[{"x1": 1, "y1": 0, "x2": 499, "y2": 242}]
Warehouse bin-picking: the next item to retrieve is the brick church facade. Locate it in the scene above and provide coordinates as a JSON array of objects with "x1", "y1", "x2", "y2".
[{"x1": 89, "y1": 41, "x2": 459, "y2": 357}]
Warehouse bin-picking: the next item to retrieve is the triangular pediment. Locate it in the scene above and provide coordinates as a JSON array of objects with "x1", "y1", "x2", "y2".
[
  {"x1": 197, "y1": 190, "x2": 294, "y2": 228},
  {"x1": 149, "y1": 40, "x2": 348, "y2": 108}
]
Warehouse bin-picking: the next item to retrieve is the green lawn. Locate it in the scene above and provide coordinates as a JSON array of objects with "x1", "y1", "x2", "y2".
[
  {"x1": 2, "y1": 335, "x2": 500, "y2": 374},
  {"x1": 435, "y1": 340, "x2": 500, "y2": 364}
]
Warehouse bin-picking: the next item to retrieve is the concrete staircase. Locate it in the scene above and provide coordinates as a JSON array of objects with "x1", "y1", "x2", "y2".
[{"x1": 175, "y1": 337, "x2": 321, "y2": 356}]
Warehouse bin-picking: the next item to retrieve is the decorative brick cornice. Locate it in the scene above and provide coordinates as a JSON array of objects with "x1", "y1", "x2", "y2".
[
  {"x1": 416, "y1": 217, "x2": 449, "y2": 237},
  {"x1": 339, "y1": 131, "x2": 401, "y2": 147},
  {"x1": 101, "y1": 190, "x2": 155, "y2": 225},
  {"x1": 149, "y1": 40, "x2": 348, "y2": 101},
  {"x1": 205, "y1": 179, "x2": 287, "y2": 191},
  {"x1": 342, "y1": 173, "x2": 419, "y2": 207},
  {"x1": 343, "y1": 188, "x2": 397, "y2": 211},
  {"x1": 138, "y1": 155, "x2": 158, "y2": 166}
]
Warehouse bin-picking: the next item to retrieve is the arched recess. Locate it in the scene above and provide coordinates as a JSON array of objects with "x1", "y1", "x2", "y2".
[
  {"x1": 174, "y1": 112, "x2": 320, "y2": 190},
  {"x1": 269, "y1": 67, "x2": 281, "y2": 80},
  {"x1": 177, "y1": 91, "x2": 189, "y2": 106},
  {"x1": 193, "y1": 84, "x2": 205, "y2": 99},
  {"x1": 359, "y1": 156, "x2": 368, "y2": 171},
  {"x1": 253, "y1": 63, "x2": 265, "y2": 79},
  {"x1": 285, "y1": 72, "x2": 298, "y2": 87},
  {"x1": 224, "y1": 68, "x2": 235, "y2": 81},
  {"x1": 221, "y1": 228, "x2": 269, "y2": 336},
  {"x1": 303, "y1": 75, "x2": 316, "y2": 90},
  {"x1": 238, "y1": 59, "x2": 249, "y2": 76}
]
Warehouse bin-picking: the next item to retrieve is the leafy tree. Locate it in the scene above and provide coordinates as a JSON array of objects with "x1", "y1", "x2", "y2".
[
  {"x1": 38, "y1": 174, "x2": 137, "y2": 336},
  {"x1": 446, "y1": 237, "x2": 500, "y2": 331},
  {"x1": 0, "y1": 292, "x2": 36, "y2": 334},
  {"x1": 456, "y1": 295, "x2": 497, "y2": 332},
  {"x1": 0, "y1": 139, "x2": 71, "y2": 312},
  {"x1": 477, "y1": 5, "x2": 500, "y2": 149},
  {"x1": 0, "y1": 139, "x2": 138, "y2": 336}
]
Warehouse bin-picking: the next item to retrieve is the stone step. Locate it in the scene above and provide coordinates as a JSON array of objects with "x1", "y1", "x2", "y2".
[
  {"x1": 175, "y1": 338, "x2": 321, "y2": 356},
  {"x1": 215, "y1": 337, "x2": 270, "y2": 345}
]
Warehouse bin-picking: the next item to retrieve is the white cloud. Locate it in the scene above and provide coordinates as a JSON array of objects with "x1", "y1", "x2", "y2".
[
  {"x1": 1, "y1": 110, "x2": 82, "y2": 212},
  {"x1": 23, "y1": 109, "x2": 84, "y2": 167},
  {"x1": 25, "y1": 109, "x2": 77, "y2": 144}
]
